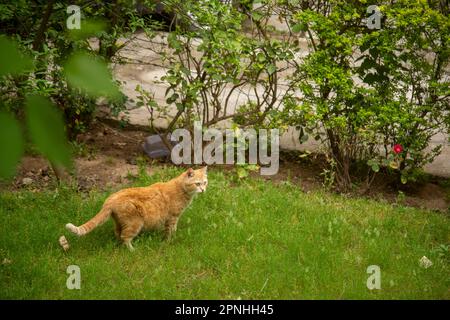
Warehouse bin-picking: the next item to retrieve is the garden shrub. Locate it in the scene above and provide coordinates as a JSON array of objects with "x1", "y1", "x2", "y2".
[
  {"x1": 0, "y1": 0, "x2": 155, "y2": 178},
  {"x1": 284, "y1": 0, "x2": 449, "y2": 191},
  {"x1": 140, "y1": 0, "x2": 296, "y2": 160},
  {"x1": 0, "y1": 0, "x2": 159, "y2": 138},
  {"x1": 358, "y1": 0, "x2": 450, "y2": 184}
]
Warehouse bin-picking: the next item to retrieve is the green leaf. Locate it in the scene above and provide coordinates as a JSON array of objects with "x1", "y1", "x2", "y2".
[
  {"x1": 266, "y1": 64, "x2": 277, "y2": 75},
  {"x1": 25, "y1": 95, "x2": 71, "y2": 167},
  {"x1": 292, "y1": 23, "x2": 307, "y2": 33},
  {"x1": 363, "y1": 73, "x2": 381, "y2": 85},
  {"x1": 367, "y1": 159, "x2": 380, "y2": 172},
  {"x1": 236, "y1": 166, "x2": 248, "y2": 179},
  {"x1": 257, "y1": 53, "x2": 266, "y2": 63},
  {"x1": 246, "y1": 164, "x2": 260, "y2": 172},
  {"x1": 359, "y1": 41, "x2": 370, "y2": 53},
  {"x1": 0, "y1": 112, "x2": 24, "y2": 179},
  {"x1": 181, "y1": 66, "x2": 191, "y2": 76},
  {"x1": 400, "y1": 175, "x2": 408, "y2": 184},
  {"x1": 68, "y1": 19, "x2": 107, "y2": 40},
  {"x1": 0, "y1": 36, "x2": 33, "y2": 77},
  {"x1": 63, "y1": 52, "x2": 120, "y2": 99},
  {"x1": 368, "y1": 47, "x2": 379, "y2": 59},
  {"x1": 360, "y1": 58, "x2": 377, "y2": 71},
  {"x1": 148, "y1": 100, "x2": 158, "y2": 108},
  {"x1": 166, "y1": 93, "x2": 179, "y2": 104},
  {"x1": 251, "y1": 11, "x2": 263, "y2": 21},
  {"x1": 167, "y1": 33, "x2": 181, "y2": 51}
]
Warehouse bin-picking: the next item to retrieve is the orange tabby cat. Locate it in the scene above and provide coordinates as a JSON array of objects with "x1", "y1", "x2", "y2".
[{"x1": 66, "y1": 167, "x2": 207, "y2": 250}]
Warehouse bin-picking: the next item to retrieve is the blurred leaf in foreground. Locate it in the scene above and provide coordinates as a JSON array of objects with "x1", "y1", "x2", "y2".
[
  {"x1": 0, "y1": 36, "x2": 34, "y2": 77},
  {"x1": 0, "y1": 111, "x2": 24, "y2": 179},
  {"x1": 63, "y1": 52, "x2": 120, "y2": 99},
  {"x1": 25, "y1": 95, "x2": 71, "y2": 167},
  {"x1": 68, "y1": 19, "x2": 107, "y2": 40}
]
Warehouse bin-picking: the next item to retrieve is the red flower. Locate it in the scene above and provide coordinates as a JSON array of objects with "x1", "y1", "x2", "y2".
[{"x1": 393, "y1": 144, "x2": 403, "y2": 154}]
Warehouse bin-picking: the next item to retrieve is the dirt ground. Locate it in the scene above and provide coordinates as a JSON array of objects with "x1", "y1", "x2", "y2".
[
  {"x1": 3, "y1": 119, "x2": 449, "y2": 213},
  {"x1": 4, "y1": 120, "x2": 151, "y2": 192}
]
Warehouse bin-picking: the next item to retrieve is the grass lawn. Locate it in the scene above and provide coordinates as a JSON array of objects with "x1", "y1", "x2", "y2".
[{"x1": 0, "y1": 167, "x2": 449, "y2": 299}]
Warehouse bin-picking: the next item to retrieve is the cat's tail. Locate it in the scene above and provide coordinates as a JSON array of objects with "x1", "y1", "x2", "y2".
[{"x1": 66, "y1": 206, "x2": 112, "y2": 236}]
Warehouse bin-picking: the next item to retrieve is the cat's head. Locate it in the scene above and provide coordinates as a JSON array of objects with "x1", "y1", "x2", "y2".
[{"x1": 182, "y1": 166, "x2": 208, "y2": 194}]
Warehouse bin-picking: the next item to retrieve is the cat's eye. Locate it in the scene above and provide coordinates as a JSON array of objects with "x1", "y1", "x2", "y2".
[{"x1": 195, "y1": 182, "x2": 202, "y2": 186}]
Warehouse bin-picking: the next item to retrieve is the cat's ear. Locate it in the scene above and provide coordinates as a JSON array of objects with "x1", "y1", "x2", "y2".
[
  {"x1": 201, "y1": 166, "x2": 208, "y2": 173},
  {"x1": 186, "y1": 168, "x2": 194, "y2": 178}
]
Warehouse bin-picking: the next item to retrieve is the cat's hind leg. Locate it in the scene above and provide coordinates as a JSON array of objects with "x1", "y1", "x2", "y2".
[
  {"x1": 120, "y1": 218, "x2": 144, "y2": 251},
  {"x1": 114, "y1": 222, "x2": 122, "y2": 241}
]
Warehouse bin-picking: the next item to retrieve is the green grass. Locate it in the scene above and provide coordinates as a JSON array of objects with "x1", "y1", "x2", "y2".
[{"x1": 0, "y1": 167, "x2": 449, "y2": 299}]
